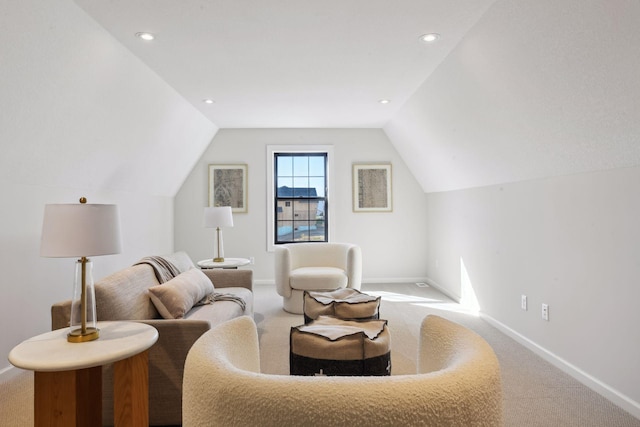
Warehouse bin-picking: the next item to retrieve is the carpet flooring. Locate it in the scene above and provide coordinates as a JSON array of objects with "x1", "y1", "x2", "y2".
[
  {"x1": 1, "y1": 282, "x2": 639, "y2": 426},
  {"x1": 253, "y1": 283, "x2": 640, "y2": 427}
]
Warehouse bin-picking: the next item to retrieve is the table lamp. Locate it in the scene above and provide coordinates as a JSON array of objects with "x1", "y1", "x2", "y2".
[
  {"x1": 40, "y1": 197, "x2": 122, "y2": 343},
  {"x1": 203, "y1": 206, "x2": 233, "y2": 262}
]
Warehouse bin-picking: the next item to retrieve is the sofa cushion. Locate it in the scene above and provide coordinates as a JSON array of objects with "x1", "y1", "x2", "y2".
[
  {"x1": 185, "y1": 287, "x2": 254, "y2": 323},
  {"x1": 95, "y1": 264, "x2": 161, "y2": 320},
  {"x1": 148, "y1": 269, "x2": 214, "y2": 319},
  {"x1": 290, "y1": 267, "x2": 348, "y2": 291},
  {"x1": 162, "y1": 251, "x2": 196, "y2": 273}
]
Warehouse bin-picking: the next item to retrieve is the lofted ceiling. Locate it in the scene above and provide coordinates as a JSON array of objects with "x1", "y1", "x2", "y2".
[
  {"x1": 73, "y1": 0, "x2": 497, "y2": 128},
  {"x1": 68, "y1": 0, "x2": 640, "y2": 194}
]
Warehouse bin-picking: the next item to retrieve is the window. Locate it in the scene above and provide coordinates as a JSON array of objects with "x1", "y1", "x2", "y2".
[
  {"x1": 274, "y1": 153, "x2": 327, "y2": 244},
  {"x1": 267, "y1": 145, "x2": 333, "y2": 251}
]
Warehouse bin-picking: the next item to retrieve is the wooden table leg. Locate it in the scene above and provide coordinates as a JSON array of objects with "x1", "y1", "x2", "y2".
[
  {"x1": 113, "y1": 350, "x2": 149, "y2": 427},
  {"x1": 34, "y1": 366, "x2": 102, "y2": 427}
]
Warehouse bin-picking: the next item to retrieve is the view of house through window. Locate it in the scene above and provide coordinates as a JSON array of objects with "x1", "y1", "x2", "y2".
[{"x1": 275, "y1": 153, "x2": 327, "y2": 243}]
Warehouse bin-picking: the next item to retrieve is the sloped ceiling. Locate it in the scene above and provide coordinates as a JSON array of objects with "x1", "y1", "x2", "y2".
[
  {"x1": 1, "y1": 1, "x2": 218, "y2": 198},
  {"x1": 26, "y1": 0, "x2": 640, "y2": 194},
  {"x1": 385, "y1": 0, "x2": 640, "y2": 192},
  {"x1": 73, "y1": 0, "x2": 497, "y2": 129}
]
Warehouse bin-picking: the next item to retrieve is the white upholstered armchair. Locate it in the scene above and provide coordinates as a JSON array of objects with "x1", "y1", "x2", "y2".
[{"x1": 274, "y1": 242, "x2": 362, "y2": 314}]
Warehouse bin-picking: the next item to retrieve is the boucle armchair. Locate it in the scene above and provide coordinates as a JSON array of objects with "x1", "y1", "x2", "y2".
[
  {"x1": 183, "y1": 315, "x2": 504, "y2": 426},
  {"x1": 274, "y1": 242, "x2": 362, "y2": 313}
]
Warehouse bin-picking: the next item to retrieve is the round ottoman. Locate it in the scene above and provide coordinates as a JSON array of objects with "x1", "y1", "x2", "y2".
[
  {"x1": 290, "y1": 315, "x2": 391, "y2": 376},
  {"x1": 303, "y1": 288, "x2": 381, "y2": 324}
]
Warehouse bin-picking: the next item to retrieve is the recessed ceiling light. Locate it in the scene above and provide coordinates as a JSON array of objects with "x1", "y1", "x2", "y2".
[
  {"x1": 135, "y1": 32, "x2": 155, "y2": 41},
  {"x1": 378, "y1": 99, "x2": 390, "y2": 104},
  {"x1": 203, "y1": 99, "x2": 215, "y2": 104},
  {"x1": 419, "y1": 33, "x2": 440, "y2": 43}
]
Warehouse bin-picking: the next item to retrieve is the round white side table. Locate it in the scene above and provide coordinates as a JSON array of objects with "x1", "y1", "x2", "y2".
[
  {"x1": 197, "y1": 257, "x2": 250, "y2": 269},
  {"x1": 9, "y1": 321, "x2": 158, "y2": 426}
]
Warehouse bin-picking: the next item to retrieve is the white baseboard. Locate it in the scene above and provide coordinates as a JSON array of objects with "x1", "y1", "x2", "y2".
[
  {"x1": 423, "y1": 277, "x2": 461, "y2": 302},
  {"x1": 362, "y1": 277, "x2": 430, "y2": 285},
  {"x1": 481, "y1": 313, "x2": 640, "y2": 420},
  {"x1": 418, "y1": 276, "x2": 639, "y2": 420},
  {"x1": 253, "y1": 279, "x2": 274, "y2": 286},
  {"x1": 254, "y1": 277, "x2": 431, "y2": 286},
  {"x1": 256, "y1": 275, "x2": 640, "y2": 419}
]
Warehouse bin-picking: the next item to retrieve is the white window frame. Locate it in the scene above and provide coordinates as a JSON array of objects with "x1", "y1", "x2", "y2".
[{"x1": 266, "y1": 145, "x2": 334, "y2": 252}]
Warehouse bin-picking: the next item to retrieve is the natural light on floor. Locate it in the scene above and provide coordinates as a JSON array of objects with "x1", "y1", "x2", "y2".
[
  {"x1": 412, "y1": 299, "x2": 480, "y2": 316},
  {"x1": 362, "y1": 257, "x2": 481, "y2": 317},
  {"x1": 363, "y1": 291, "x2": 440, "y2": 304},
  {"x1": 366, "y1": 289, "x2": 479, "y2": 317}
]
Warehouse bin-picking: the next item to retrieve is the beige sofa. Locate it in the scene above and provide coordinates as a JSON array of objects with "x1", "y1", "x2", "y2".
[
  {"x1": 183, "y1": 315, "x2": 503, "y2": 427},
  {"x1": 51, "y1": 251, "x2": 253, "y2": 426}
]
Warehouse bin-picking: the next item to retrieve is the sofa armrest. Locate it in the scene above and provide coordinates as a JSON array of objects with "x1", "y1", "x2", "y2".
[
  {"x1": 51, "y1": 300, "x2": 72, "y2": 331},
  {"x1": 101, "y1": 319, "x2": 212, "y2": 426},
  {"x1": 200, "y1": 268, "x2": 253, "y2": 291}
]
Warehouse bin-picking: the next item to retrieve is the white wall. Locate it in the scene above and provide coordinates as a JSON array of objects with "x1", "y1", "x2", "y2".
[
  {"x1": 174, "y1": 128, "x2": 428, "y2": 283},
  {"x1": 385, "y1": 0, "x2": 640, "y2": 194},
  {"x1": 0, "y1": 1, "x2": 216, "y2": 372},
  {"x1": 0, "y1": 186, "x2": 173, "y2": 373},
  {"x1": 425, "y1": 167, "x2": 640, "y2": 416},
  {"x1": 382, "y1": 0, "x2": 640, "y2": 417}
]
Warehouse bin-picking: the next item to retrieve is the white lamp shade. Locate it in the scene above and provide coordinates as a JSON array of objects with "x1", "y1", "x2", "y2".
[
  {"x1": 40, "y1": 203, "x2": 122, "y2": 258},
  {"x1": 203, "y1": 206, "x2": 234, "y2": 228}
]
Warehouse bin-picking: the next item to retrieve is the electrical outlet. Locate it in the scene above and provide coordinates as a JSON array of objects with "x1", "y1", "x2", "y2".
[
  {"x1": 521, "y1": 295, "x2": 527, "y2": 311},
  {"x1": 541, "y1": 303, "x2": 549, "y2": 321}
]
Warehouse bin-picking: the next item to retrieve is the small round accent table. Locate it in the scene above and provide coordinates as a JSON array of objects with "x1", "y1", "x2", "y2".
[
  {"x1": 197, "y1": 257, "x2": 250, "y2": 269},
  {"x1": 9, "y1": 321, "x2": 158, "y2": 427}
]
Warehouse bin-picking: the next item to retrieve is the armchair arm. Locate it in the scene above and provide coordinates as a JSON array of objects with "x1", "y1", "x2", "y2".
[
  {"x1": 102, "y1": 319, "x2": 212, "y2": 426},
  {"x1": 274, "y1": 246, "x2": 292, "y2": 298},
  {"x1": 51, "y1": 300, "x2": 72, "y2": 331},
  {"x1": 346, "y1": 245, "x2": 362, "y2": 290}
]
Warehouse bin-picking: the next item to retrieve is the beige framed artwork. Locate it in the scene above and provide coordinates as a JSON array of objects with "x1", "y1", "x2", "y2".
[
  {"x1": 209, "y1": 164, "x2": 248, "y2": 213},
  {"x1": 352, "y1": 163, "x2": 392, "y2": 212}
]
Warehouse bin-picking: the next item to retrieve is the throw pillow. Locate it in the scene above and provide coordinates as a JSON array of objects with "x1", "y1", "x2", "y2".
[{"x1": 148, "y1": 268, "x2": 214, "y2": 319}]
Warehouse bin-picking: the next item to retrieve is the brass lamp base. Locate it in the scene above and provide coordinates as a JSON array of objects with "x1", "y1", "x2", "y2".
[
  {"x1": 213, "y1": 257, "x2": 225, "y2": 262},
  {"x1": 67, "y1": 327, "x2": 100, "y2": 343}
]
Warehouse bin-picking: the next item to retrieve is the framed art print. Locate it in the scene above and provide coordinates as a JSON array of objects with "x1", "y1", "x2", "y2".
[
  {"x1": 352, "y1": 163, "x2": 392, "y2": 212},
  {"x1": 209, "y1": 164, "x2": 248, "y2": 213}
]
